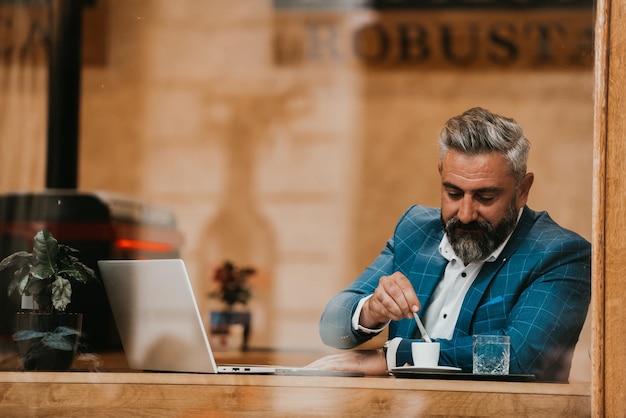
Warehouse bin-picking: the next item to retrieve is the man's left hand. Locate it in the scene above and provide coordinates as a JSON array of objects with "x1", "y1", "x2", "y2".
[{"x1": 304, "y1": 350, "x2": 388, "y2": 376}]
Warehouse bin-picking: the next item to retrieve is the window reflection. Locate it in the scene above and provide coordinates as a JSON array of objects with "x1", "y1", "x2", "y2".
[{"x1": 0, "y1": 0, "x2": 593, "y2": 382}]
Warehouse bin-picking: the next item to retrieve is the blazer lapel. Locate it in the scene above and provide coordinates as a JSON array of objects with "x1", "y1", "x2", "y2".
[
  {"x1": 411, "y1": 228, "x2": 448, "y2": 305},
  {"x1": 453, "y1": 258, "x2": 508, "y2": 336}
]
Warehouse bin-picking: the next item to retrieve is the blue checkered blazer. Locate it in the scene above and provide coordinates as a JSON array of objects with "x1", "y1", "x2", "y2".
[{"x1": 319, "y1": 204, "x2": 591, "y2": 381}]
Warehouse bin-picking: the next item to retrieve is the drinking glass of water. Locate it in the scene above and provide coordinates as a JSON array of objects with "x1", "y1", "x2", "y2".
[{"x1": 472, "y1": 335, "x2": 510, "y2": 375}]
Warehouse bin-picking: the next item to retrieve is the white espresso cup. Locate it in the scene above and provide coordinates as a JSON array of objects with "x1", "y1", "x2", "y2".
[{"x1": 411, "y1": 342, "x2": 440, "y2": 368}]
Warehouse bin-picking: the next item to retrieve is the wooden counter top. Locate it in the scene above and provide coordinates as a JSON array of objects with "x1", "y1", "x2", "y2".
[{"x1": 0, "y1": 350, "x2": 591, "y2": 416}]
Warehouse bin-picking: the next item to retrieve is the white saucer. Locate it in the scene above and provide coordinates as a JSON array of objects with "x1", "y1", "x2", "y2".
[{"x1": 391, "y1": 365, "x2": 462, "y2": 373}]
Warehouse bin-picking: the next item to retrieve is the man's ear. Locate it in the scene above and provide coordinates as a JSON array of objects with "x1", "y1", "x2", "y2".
[{"x1": 518, "y1": 172, "x2": 534, "y2": 206}]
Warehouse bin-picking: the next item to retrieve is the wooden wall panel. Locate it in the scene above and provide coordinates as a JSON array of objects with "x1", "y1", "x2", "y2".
[{"x1": 594, "y1": 0, "x2": 626, "y2": 414}]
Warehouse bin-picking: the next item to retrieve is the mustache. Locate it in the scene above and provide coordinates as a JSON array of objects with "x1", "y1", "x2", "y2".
[{"x1": 447, "y1": 219, "x2": 489, "y2": 232}]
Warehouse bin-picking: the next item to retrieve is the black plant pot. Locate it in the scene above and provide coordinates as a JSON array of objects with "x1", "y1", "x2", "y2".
[
  {"x1": 209, "y1": 310, "x2": 251, "y2": 351},
  {"x1": 14, "y1": 312, "x2": 83, "y2": 371}
]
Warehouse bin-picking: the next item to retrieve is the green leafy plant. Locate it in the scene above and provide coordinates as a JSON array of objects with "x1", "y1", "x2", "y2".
[
  {"x1": 209, "y1": 260, "x2": 255, "y2": 309},
  {"x1": 0, "y1": 229, "x2": 97, "y2": 313}
]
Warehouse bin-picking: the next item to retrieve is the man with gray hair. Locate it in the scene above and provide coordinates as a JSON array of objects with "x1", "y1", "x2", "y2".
[{"x1": 311, "y1": 107, "x2": 591, "y2": 381}]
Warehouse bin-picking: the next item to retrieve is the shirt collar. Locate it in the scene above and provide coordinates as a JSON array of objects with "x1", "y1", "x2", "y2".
[{"x1": 438, "y1": 208, "x2": 523, "y2": 264}]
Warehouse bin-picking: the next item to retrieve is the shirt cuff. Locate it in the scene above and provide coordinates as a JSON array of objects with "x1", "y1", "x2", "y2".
[
  {"x1": 384, "y1": 337, "x2": 403, "y2": 369},
  {"x1": 351, "y1": 294, "x2": 390, "y2": 333}
]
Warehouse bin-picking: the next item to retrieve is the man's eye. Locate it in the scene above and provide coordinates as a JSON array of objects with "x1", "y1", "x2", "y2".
[
  {"x1": 476, "y1": 195, "x2": 495, "y2": 203},
  {"x1": 447, "y1": 192, "x2": 463, "y2": 200}
]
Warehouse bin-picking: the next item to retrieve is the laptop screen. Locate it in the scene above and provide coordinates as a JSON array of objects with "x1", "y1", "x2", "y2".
[{"x1": 98, "y1": 259, "x2": 218, "y2": 373}]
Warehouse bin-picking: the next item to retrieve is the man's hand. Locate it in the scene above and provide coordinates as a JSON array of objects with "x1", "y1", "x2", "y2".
[
  {"x1": 360, "y1": 272, "x2": 420, "y2": 328},
  {"x1": 304, "y1": 350, "x2": 388, "y2": 376}
]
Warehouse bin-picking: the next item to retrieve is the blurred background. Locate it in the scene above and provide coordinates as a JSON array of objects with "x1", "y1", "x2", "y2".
[{"x1": 0, "y1": 0, "x2": 593, "y2": 380}]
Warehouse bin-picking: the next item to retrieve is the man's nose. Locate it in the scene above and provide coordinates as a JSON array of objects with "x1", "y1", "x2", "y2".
[{"x1": 457, "y1": 196, "x2": 478, "y2": 224}]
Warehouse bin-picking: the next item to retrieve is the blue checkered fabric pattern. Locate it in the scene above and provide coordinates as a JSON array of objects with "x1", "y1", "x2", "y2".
[{"x1": 319, "y1": 205, "x2": 591, "y2": 381}]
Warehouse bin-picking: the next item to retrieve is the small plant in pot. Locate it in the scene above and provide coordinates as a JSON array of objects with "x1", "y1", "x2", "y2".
[
  {"x1": 208, "y1": 260, "x2": 255, "y2": 351},
  {"x1": 0, "y1": 229, "x2": 98, "y2": 370}
]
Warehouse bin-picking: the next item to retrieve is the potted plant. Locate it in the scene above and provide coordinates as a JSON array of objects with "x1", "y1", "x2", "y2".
[
  {"x1": 0, "y1": 229, "x2": 98, "y2": 370},
  {"x1": 208, "y1": 260, "x2": 255, "y2": 351}
]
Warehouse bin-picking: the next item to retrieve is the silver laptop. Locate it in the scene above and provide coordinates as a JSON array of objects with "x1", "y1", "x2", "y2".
[{"x1": 98, "y1": 258, "x2": 363, "y2": 377}]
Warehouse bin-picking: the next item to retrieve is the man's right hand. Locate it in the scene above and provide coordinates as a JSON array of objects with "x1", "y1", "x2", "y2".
[{"x1": 359, "y1": 271, "x2": 421, "y2": 328}]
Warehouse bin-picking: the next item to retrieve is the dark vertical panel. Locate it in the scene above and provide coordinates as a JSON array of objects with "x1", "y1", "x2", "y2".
[{"x1": 46, "y1": 0, "x2": 84, "y2": 189}]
